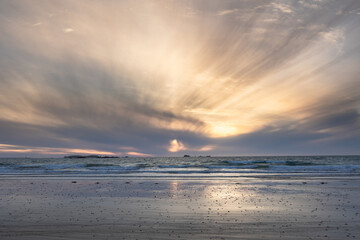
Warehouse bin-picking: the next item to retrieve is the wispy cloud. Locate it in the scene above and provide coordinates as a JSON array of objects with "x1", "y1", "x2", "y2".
[
  {"x1": 272, "y1": 2, "x2": 293, "y2": 13},
  {"x1": 0, "y1": 143, "x2": 120, "y2": 156},
  {"x1": 63, "y1": 28, "x2": 74, "y2": 33},
  {"x1": 217, "y1": 9, "x2": 238, "y2": 16},
  {"x1": 126, "y1": 151, "x2": 153, "y2": 157},
  {"x1": 320, "y1": 28, "x2": 345, "y2": 44},
  {"x1": 33, "y1": 22, "x2": 42, "y2": 27}
]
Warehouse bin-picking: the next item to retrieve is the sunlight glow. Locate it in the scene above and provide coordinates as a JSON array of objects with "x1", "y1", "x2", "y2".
[
  {"x1": 168, "y1": 139, "x2": 186, "y2": 153},
  {"x1": 209, "y1": 124, "x2": 239, "y2": 138}
]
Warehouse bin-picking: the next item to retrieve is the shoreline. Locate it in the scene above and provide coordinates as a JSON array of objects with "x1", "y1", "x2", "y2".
[{"x1": 1, "y1": 173, "x2": 360, "y2": 180}]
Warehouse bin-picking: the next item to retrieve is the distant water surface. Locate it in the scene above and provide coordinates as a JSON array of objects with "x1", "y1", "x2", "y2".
[{"x1": 0, "y1": 156, "x2": 359, "y2": 178}]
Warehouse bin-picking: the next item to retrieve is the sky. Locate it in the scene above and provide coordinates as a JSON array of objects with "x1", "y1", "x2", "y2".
[{"x1": 0, "y1": 0, "x2": 360, "y2": 157}]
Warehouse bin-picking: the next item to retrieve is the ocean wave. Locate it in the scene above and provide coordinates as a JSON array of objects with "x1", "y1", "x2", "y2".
[
  {"x1": 140, "y1": 170, "x2": 264, "y2": 174},
  {"x1": 0, "y1": 163, "x2": 11, "y2": 166},
  {"x1": 158, "y1": 165, "x2": 197, "y2": 169},
  {"x1": 1, "y1": 156, "x2": 360, "y2": 176},
  {"x1": 284, "y1": 161, "x2": 314, "y2": 166},
  {"x1": 85, "y1": 163, "x2": 117, "y2": 168},
  {"x1": 223, "y1": 160, "x2": 268, "y2": 165},
  {"x1": 16, "y1": 165, "x2": 44, "y2": 169},
  {"x1": 269, "y1": 164, "x2": 360, "y2": 172},
  {"x1": 205, "y1": 165, "x2": 266, "y2": 169}
]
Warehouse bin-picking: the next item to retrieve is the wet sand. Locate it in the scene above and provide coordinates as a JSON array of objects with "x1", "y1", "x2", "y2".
[{"x1": 0, "y1": 177, "x2": 359, "y2": 239}]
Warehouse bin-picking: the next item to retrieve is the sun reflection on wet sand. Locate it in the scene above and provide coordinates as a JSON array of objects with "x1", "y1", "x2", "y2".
[{"x1": 0, "y1": 178, "x2": 359, "y2": 239}]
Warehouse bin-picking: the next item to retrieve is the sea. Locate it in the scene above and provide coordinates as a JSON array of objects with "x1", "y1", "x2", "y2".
[{"x1": 0, "y1": 155, "x2": 359, "y2": 179}]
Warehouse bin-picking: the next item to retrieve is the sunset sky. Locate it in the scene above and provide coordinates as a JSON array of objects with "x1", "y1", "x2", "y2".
[{"x1": 0, "y1": 0, "x2": 359, "y2": 157}]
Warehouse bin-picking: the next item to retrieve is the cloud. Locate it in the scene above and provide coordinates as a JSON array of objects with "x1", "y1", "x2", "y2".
[
  {"x1": 194, "y1": 145, "x2": 214, "y2": 152},
  {"x1": 320, "y1": 28, "x2": 345, "y2": 44},
  {"x1": 272, "y1": 3, "x2": 293, "y2": 13},
  {"x1": 0, "y1": 143, "x2": 120, "y2": 156},
  {"x1": 33, "y1": 22, "x2": 42, "y2": 27},
  {"x1": 168, "y1": 139, "x2": 186, "y2": 153},
  {"x1": 126, "y1": 151, "x2": 153, "y2": 157},
  {"x1": 67, "y1": 148, "x2": 116, "y2": 155},
  {"x1": 217, "y1": 9, "x2": 238, "y2": 16},
  {"x1": 167, "y1": 139, "x2": 215, "y2": 153},
  {"x1": 0, "y1": 0, "x2": 359, "y2": 156},
  {"x1": 298, "y1": 0, "x2": 323, "y2": 9},
  {"x1": 63, "y1": 28, "x2": 74, "y2": 33}
]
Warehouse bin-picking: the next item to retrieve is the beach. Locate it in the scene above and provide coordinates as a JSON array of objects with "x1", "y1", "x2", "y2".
[
  {"x1": 1, "y1": 0, "x2": 359, "y2": 239},
  {"x1": 1, "y1": 176, "x2": 359, "y2": 240}
]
